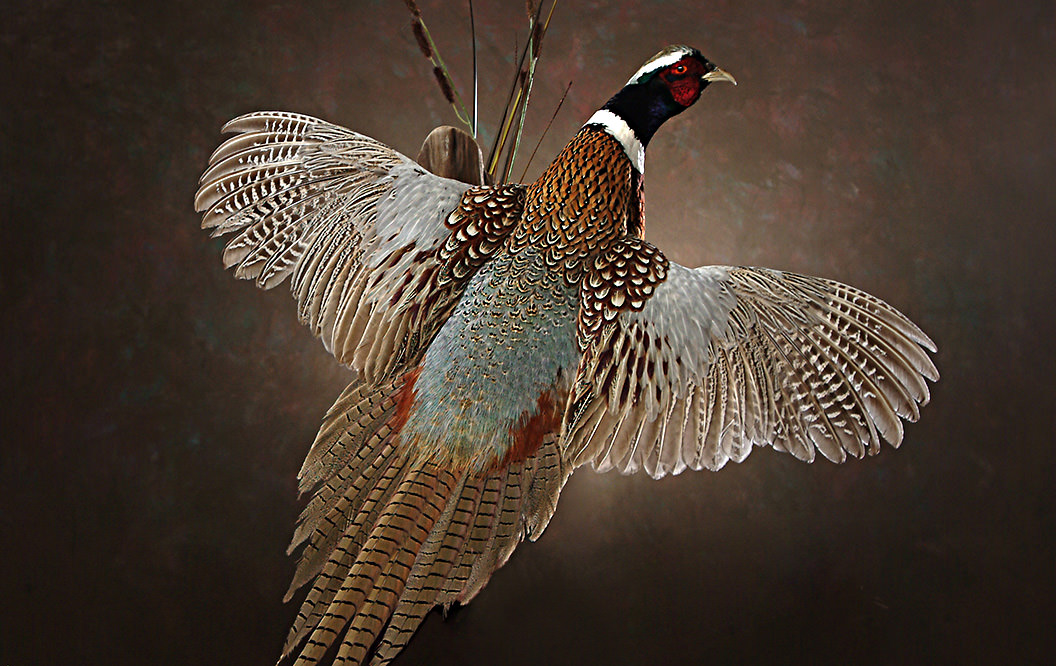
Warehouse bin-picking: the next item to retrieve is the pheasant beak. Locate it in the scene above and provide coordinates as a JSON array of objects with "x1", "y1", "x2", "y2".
[{"x1": 702, "y1": 67, "x2": 737, "y2": 86}]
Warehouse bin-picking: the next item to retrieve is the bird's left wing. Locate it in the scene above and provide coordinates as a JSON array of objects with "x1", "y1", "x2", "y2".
[
  {"x1": 195, "y1": 112, "x2": 523, "y2": 381},
  {"x1": 563, "y1": 238, "x2": 939, "y2": 478}
]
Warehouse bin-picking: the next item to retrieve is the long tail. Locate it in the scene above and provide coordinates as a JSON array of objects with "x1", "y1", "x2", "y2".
[{"x1": 281, "y1": 372, "x2": 565, "y2": 666}]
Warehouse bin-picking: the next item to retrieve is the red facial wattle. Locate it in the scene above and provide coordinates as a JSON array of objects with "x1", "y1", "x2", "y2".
[
  {"x1": 668, "y1": 78, "x2": 703, "y2": 106},
  {"x1": 660, "y1": 57, "x2": 707, "y2": 107}
]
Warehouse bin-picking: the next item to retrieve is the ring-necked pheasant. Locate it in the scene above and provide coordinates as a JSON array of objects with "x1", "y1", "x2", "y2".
[{"x1": 195, "y1": 45, "x2": 938, "y2": 665}]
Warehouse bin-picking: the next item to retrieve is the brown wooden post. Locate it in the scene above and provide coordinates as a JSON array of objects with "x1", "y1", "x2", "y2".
[{"x1": 415, "y1": 125, "x2": 490, "y2": 186}]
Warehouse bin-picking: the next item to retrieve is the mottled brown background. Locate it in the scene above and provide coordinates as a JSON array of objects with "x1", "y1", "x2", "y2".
[{"x1": 2, "y1": 1, "x2": 1054, "y2": 664}]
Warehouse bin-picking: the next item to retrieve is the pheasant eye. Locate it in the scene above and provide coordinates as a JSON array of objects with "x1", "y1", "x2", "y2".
[{"x1": 672, "y1": 63, "x2": 687, "y2": 74}]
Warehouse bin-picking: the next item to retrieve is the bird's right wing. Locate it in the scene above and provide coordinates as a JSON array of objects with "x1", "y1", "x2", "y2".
[
  {"x1": 564, "y1": 239, "x2": 939, "y2": 478},
  {"x1": 194, "y1": 112, "x2": 524, "y2": 381}
]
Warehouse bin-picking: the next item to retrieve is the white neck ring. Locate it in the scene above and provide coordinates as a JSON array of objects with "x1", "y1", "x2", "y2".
[{"x1": 584, "y1": 109, "x2": 645, "y2": 174}]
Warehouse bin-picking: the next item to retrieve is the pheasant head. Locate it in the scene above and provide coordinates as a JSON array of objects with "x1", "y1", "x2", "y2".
[{"x1": 586, "y1": 45, "x2": 736, "y2": 172}]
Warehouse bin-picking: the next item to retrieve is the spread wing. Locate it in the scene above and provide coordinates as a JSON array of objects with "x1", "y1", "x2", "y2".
[
  {"x1": 564, "y1": 241, "x2": 939, "y2": 479},
  {"x1": 194, "y1": 111, "x2": 523, "y2": 381}
]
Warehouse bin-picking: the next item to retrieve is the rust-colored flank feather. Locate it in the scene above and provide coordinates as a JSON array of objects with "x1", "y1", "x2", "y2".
[
  {"x1": 494, "y1": 391, "x2": 561, "y2": 472},
  {"x1": 390, "y1": 367, "x2": 422, "y2": 435}
]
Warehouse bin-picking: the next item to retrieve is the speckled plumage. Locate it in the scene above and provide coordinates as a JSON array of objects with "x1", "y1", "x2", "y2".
[
  {"x1": 508, "y1": 128, "x2": 637, "y2": 278},
  {"x1": 406, "y1": 246, "x2": 579, "y2": 469},
  {"x1": 195, "y1": 44, "x2": 937, "y2": 666}
]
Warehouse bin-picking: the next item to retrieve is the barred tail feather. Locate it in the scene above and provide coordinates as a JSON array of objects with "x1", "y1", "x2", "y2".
[
  {"x1": 281, "y1": 376, "x2": 568, "y2": 666},
  {"x1": 370, "y1": 437, "x2": 565, "y2": 666},
  {"x1": 296, "y1": 465, "x2": 455, "y2": 665},
  {"x1": 285, "y1": 453, "x2": 413, "y2": 656},
  {"x1": 369, "y1": 477, "x2": 480, "y2": 663}
]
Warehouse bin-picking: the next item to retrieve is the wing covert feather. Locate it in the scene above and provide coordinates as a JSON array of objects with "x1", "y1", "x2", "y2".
[
  {"x1": 195, "y1": 111, "x2": 523, "y2": 381},
  {"x1": 565, "y1": 258, "x2": 938, "y2": 479}
]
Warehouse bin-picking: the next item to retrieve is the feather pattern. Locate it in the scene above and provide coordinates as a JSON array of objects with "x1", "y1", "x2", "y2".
[
  {"x1": 565, "y1": 260, "x2": 939, "y2": 478},
  {"x1": 197, "y1": 44, "x2": 937, "y2": 666},
  {"x1": 279, "y1": 383, "x2": 567, "y2": 665},
  {"x1": 195, "y1": 112, "x2": 523, "y2": 381}
]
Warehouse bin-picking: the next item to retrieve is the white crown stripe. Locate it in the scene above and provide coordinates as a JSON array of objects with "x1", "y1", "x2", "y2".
[
  {"x1": 626, "y1": 46, "x2": 694, "y2": 85},
  {"x1": 584, "y1": 109, "x2": 646, "y2": 174}
]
